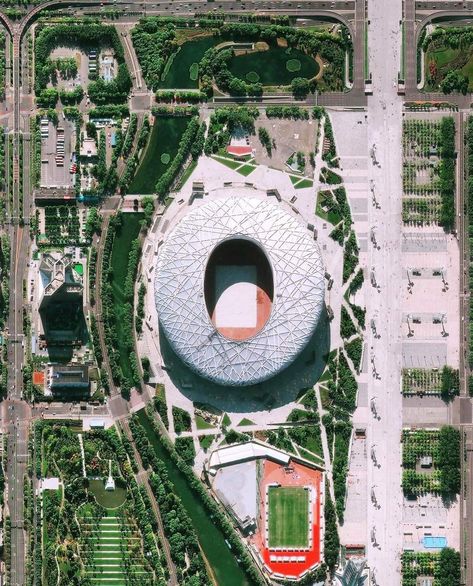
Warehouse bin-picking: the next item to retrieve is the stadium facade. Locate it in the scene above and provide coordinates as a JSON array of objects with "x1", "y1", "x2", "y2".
[{"x1": 154, "y1": 197, "x2": 325, "y2": 386}]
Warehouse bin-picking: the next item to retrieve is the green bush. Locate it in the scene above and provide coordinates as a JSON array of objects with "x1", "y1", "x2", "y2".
[
  {"x1": 340, "y1": 306, "x2": 357, "y2": 340},
  {"x1": 345, "y1": 337, "x2": 363, "y2": 372},
  {"x1": 172, "y1": 406, "x2": 191, "y2": 434}
]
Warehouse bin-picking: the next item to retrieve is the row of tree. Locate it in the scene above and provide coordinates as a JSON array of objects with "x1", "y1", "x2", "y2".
[
  {"x1": 438, "y1": 116, "x2": 456, "y2": 232},
  {"x1": 128, "y1": 416, "x2": 212, "y2": 585},
  {"x1": 144, "y1": 408, "x2": 268, "y2": 585},
  {"x1": 155, "y1": 117, "x2": 204, "y2": 199}
]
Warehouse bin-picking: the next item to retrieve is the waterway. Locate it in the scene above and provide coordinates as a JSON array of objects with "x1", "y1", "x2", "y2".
[
  {"x1": 110, "y1": 212, "x2": 143, "y2": 380},
  {"x1": 136, "y1": 409, "x2": 252, "y2": 586}
]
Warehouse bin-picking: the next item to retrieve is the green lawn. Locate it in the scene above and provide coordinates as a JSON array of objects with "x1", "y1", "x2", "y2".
[
  {"x1": 238, "y1": 163, "x2": 256, "y2": 176},
  {"x1": 425, "y1": 44, "x2": 473, "y2": 91},
  {"x1": 212, "y1": 155, "x2": 241, "y2": 170},
  {"x1": 290, "y1": 175, "x2": 314, "y2": 189},
  {"x1": 196, "y1": 414, "x2": 214, "y2": 430},
  {"x1": 237, "y1": 418, "x2": 255, "y2": 426},
  {"x1": 212, "y1": 156, "x2": 257, "y2": 176},
  {"x1": 268, "y1": 486, "x2": 309, "y2": 548}
]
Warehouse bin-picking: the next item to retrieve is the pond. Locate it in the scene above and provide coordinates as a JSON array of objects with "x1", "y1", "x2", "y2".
[
  {"x1": 160, "y1": 35, "x2": 217, "y2": 89},
  {"x1": 88, "y1": 479, "x2": 127, "y2": 508},
  {"x1": 110, "y1": 212, "x2": 143, "y2": 380},
  {"x1": 137, "y1": 409, "x2": 253, "y2": 586},
  {"x1": 128, "y1": 116, "x2": 190, "y2": 194},
  {"x1": 227, "y1": 44, "x2": 319, "y2": 86}
]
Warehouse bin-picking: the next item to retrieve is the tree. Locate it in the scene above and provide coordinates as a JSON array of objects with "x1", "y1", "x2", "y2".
[
  {"x1": 86, "y1": 121, "x2": 97, "y2": 139},
  {"x1": 141, "y1": 196, "x2": 155, "y2": 227},
  {"x1": 440, "y1": 365, "x2": 459, "y2": 402},
  {"x1": 291, "y1": 76, "x2": 310, "y2": 98},
  {"x1": 437, "y1": 547, "x2": 461, "y2": 586},
  {"x1": 440, "y1": 69, "x2": 469, "y2": 95},
  {"x1": 438, "y1": 426, "x2": 461, "y2": 496}
]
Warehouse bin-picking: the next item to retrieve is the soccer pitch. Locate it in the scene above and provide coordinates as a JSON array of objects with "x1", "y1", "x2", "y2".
[{"x1": 267, "y1": 486, "x2": 310, "y2": 548}]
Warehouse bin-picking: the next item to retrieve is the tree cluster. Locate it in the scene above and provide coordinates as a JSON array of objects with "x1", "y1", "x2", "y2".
[
  {"x1": 438, "y1": 116, "x2": 456, "y2": 231},
  {"x1": 155, "y1": 117, "x2": 203, "y2": 199},
  {"x1": 204, "y1": 107, "x2": 259, "y2": 155},
  {"x1": 172, "y1": 406, "x2": 192, "y2": 434},
  {"x1": 35, "y1": 23, "x2": 131, "y2": 104}
]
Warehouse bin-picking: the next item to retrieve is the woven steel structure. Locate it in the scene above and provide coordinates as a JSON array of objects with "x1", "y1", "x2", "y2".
[{"x1": 155, "y1": 197, "x2": 325, "y2": 386}]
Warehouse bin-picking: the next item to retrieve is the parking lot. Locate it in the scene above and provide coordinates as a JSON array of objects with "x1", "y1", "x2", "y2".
[{"x1": 40, "y1": 119, "x2": 75, "y2": 188}]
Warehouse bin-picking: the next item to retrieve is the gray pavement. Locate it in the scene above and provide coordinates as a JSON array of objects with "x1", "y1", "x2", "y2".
[{"x1": 365, "y1": 0, "x2": 403, "y2": 582}]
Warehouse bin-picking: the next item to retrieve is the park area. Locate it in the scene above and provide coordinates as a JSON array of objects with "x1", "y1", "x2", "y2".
[
  {"x1": 158, "y1": 33, "x2": 319, "y2": 89},
  {"x1": 268, "y1": 486, "x2": 310, "y2": 548},
  {"x1": 227, "y1": 42, "x2": 319, "y2": 86},
  {"x1": 422, "y1": 27, "x2": 473, "y2": 93},
  {"x1": 402, "y1": 116, "x2": 456, "y2": 230},
  {"x1": 38, "y1": 420, "x2": 161, "y2": 584},
  {"x1": 132, "y1": 19, "x2": 349, "y2": 94},
  {"x1": 128, "y1": 116, "x2": 190, "y2": 194}
]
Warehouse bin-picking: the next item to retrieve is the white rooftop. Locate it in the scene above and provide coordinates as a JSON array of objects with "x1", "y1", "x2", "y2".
[
  {"x1": 155, "y1": 197, "x2": 325, "y2": 386},
  {"x1": 208, "y1": 439, "x2": 290, "y2": 472}
]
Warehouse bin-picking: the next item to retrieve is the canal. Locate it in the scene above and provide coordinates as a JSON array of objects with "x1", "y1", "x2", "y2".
[{"x1": 136, "y1": 409, "x2": 252, "y2": 586}]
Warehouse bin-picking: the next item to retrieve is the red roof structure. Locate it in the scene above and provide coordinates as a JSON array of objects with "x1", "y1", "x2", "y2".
[
  {"x1": 226, "y1": 145, "x2": 253, "y2": 158},
  {"x1": 33, "y1": 371, "x2": 45, "y2": 386}
]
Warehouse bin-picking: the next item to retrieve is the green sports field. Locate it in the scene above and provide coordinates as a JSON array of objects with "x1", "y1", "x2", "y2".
[{"x1": 268, "y1": 487, "x2": 309, "y2": 548}]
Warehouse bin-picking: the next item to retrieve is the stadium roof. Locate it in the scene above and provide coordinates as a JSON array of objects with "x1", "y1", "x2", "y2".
[{"x1": 154, "y1": 197, "x2": 325, "y2": 386}]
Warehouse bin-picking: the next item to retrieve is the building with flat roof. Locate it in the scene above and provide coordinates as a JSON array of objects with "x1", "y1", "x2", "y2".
[
  {"x1": 49, "y1": 365, "x2": 90, "y2": 396},
  {"x1": 38, "y1": 252, "x2": 86, "y2": 348}
]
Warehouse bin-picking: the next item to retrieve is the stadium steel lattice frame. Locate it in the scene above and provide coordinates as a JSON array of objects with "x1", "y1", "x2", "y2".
[{"x1": 154, "y1": 197, "x2": 325, "y2": 386}]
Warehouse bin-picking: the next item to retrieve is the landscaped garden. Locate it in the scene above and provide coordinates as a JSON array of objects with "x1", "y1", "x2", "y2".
[
  {"x1": 421, "y1": 26, "x2": 473, "y2": 94},
  {"x1": 402, "y1": 118, "x2": 456, "y2": 230},
  {"x1": 401, "y1": 426, "x2": 461, "y2": 497},
  {"x1": 34, "y1": 22, "x2": 131, "y2": 106},
  {"x1": 40, "y1": 204, "x2": 81, "y2": 247},
  {"x1": 132, "y1": 18, "x2": 350, "y2": 96},
  {"x1": 35, "y1": 420, "x2": 165, "y2": 585},
  {"x1": 401, "y1": 549, "x2": 460, "y2": 586},
  {"x1": 402, "y1": 366, "x2": 459, "y2": 400}
]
